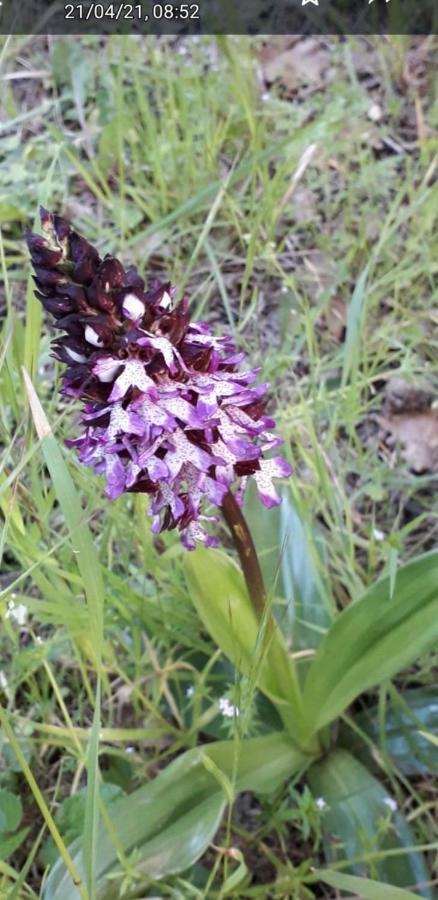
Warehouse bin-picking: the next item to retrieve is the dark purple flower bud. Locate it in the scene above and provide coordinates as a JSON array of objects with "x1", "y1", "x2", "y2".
[
  {"x1": 53, "y1": 337, "x2": 89, "y2": 366},
  {"x1": 124, "y1": 265, "x2": 145, "y2": 292},
  {"x1": 26, "y1": 231, "x2": 64, "y2": 268},
  {"x1": 99, "y1": 256, "x2": 126, "y2": 289},
  {"x1": 26, "y1": 210, "x2": 292, "y2": 549},
  {"x1": 33, "y1": 266, "x2": 67, "y2": 289},
  {"x1": 33, "y1": 294, "x2": 74, "y2": 318}
]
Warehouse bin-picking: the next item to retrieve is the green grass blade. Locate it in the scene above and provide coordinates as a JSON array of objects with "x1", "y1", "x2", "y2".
[
  {"x1": 341, "y1": 264, "x2": 370, "y2": 388},
  {"x1": 314, "y1": 868, "x2": 424, "y2": 900},
  {"x1": 82, "y1": 678, "x2": 101, "y2": 898},
  {"x1": 22, "y1": 151, "x2": 61, "y2": 379},
  {"x1": 22, "y1": 368, "x2": 104, "y2": 664},
  {"x1": 0, "y1": 709, "x2": 87, "y2": 900}
]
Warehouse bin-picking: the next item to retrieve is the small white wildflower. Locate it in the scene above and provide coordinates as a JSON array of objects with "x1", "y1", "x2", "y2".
[
  {"x1": 6, "y1": 601, "x2": 27, "y2": 626},
  {"x1": 383, "y1": 796, "x2": 398, "y2": 812},
  {"x1": 368, "y1": 103, "x2": 382, "y2": 122},
  {"x1": 316, "y1": 797, "x2": 327, "y2": 811},
  {"x1": 186, "y1": 686, "x2": 195, "y2": 698},
  {"x1": 218, "y1": 697, "x2": 240, "y2": 718},
  {"x1": 261, "y1": 92, "x2": 270, "y2": 102},
  {"x1": 373, "y1": 528, "x2": 385, "y2": 542},
  {"x1": 126, "y1": 746, "x2": 135, "y2": 754}
]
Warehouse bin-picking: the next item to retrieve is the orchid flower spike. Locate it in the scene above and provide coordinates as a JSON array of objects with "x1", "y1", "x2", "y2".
[{"x1": 26, "y1": 209, "x2": 292, "y2": 549}]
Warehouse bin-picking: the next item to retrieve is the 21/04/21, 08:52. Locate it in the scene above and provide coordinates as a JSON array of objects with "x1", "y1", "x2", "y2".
[{"x1": 63, "y1": 2, "x2": 200, "y2": 20}]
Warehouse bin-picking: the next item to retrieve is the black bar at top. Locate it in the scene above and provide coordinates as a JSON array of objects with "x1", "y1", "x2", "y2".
[{"x1": 0, "y1": 0, "x2": 436, "y2": 35}]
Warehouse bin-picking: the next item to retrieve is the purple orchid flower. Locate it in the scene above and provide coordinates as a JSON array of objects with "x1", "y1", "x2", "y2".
[{"x1": 26, "y1": 209, "x2": 291, "y2": 549}]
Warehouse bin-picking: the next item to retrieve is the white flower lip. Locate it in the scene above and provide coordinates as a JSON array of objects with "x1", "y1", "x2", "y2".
[
  {"x1": 123, "y1": 293, "x2": 145, "y2": 321},
  {"x1": 65, "y1": 347, "x2": 87, "y2": 363},
  {"x1": 93, "y1": 356, "x2": 123, "y2": 383},
  {"x1": 85, "y1": 325, "x2": 104, "y2": 347}
]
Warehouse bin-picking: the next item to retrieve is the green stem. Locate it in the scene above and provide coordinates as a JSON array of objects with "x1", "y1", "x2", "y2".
[
  {"x1": 220, "y1": 490, "x2": 267, "y2": 620},
  {"x1": 220, "y1": 491, "x2": 318, "y2": 754}
]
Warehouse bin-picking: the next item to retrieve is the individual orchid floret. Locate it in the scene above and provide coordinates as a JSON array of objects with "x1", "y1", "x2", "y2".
[{"x1": 26, "y1": 209, "x2": 292, "y2": 549}]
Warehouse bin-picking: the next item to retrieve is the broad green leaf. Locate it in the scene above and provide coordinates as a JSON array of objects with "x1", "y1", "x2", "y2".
[
  {"x1": 244, "y1": 482, "x2": 333, "y2": 651},
  {"x1": 40, "y1": 785, "x2": 123, "y2": 869},
  {"x1": 0, "y1": 790, "x2": 28, "y2": 863},
  {"x1": 308, "y1": 748, "x2": 432, "y2": 896},
  {"x1": 184, "y1": 546, "x2": 306, "y2": 739},
  {"x1": 340, "y1": 688, "x2": 438, "y2": 776},
  {"x1": 43, "y1": 732, "x2": 305, "y2": 899},
  {"x1": 205, "y1": 732, "x2": 306, "y2": 793},
  {"x1": 0, "y1": 791, "x2": 21, "y2": 834},
  {"x1": 314, "y1": 868, "x2": 424, "y2": 900},
  {"x1": 302, "y1": 551, "x2": 438, "y2": 734},
  {"x1": 0, "y1": 828, "x2": 29, "y2": 862}
]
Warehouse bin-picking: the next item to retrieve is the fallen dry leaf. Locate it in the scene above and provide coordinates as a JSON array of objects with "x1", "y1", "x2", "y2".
[
  {"x1": 302, "y1": 249, "x2": 337, "y2": 298},
  {"x1": 287, "y1": 187, "x2": 319, "y2": 225},
  {"x1": 378, "y1": 410, "x2": 438, "y2": 473},
  {"x1": 258, "y1": 38, "x2": 331, "y2": 92},
  {"x1": 321, "y1": 295, "x2": 347, "y2": 342},
  {"x1": 384, "y1": 376, "x2": 432, "y2": 414},
  {"x1": 377, "y1": 377, "x2": 438, "y2": 473}
]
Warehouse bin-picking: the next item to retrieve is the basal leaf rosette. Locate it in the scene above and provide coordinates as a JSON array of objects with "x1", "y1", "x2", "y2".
[{"x1": 26, "y1": 209, "x2": 291, "y2": 549}]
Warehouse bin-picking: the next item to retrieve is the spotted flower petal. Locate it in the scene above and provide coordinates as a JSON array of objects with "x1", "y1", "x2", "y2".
[
  {"x1": 26, "y1": 209, "x2": 292, "y2": 549},
  {"x1": 253, "y1": 456, "x2": 292, "y2": 508},
  {"x1": 109, "y1": 359, "x2": 155, "y2": 401}
]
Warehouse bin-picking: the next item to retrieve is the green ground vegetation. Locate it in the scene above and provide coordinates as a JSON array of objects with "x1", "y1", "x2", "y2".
[{"x1": 0, "y1": 34, "x2": 437, "y2": 898}]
